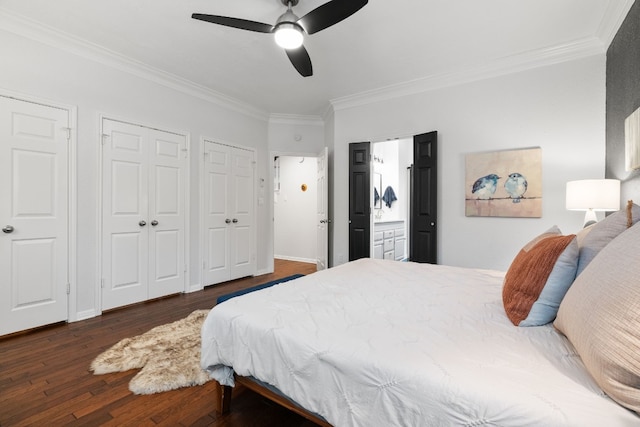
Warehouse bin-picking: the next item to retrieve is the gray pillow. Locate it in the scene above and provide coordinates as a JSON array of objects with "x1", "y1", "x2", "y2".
[
  {"x1": 575, "y1": 202, "x2": 640, "y2": 276},
  {"x1": 555, "y1": 222, "x2": 640, "y2": 414}
]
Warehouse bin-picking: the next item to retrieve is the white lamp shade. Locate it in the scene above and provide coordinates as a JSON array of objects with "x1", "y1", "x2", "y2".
[{"x1": 566, "y1": 179, "x2": 621, "y2": 211}]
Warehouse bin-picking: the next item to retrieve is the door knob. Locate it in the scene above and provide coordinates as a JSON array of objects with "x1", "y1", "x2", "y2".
[
  {"x1": 139, "y1": 220, "x2": 147, "y2": 227},
  {"x1": 151, "y1": 220, "x2": 158, "y2": 226},
  {"x1": 225, "y1": 219, "x2": 231, "y2": 224},
  {"x1": 232, "y1": 218, "x2": 238, "y2": 223},
  {"x1": 2, "y1": 225, "x2": 14, "y2": 234}
]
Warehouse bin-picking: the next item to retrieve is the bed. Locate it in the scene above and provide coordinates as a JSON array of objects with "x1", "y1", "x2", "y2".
[{"x1": 201, "y1": 207, "x2": 640, "y2": 426}]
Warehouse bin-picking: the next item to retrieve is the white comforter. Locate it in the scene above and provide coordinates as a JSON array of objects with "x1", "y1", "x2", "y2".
[{"x1": 201, "y1": 258, "x2": 639, "y2": 426}]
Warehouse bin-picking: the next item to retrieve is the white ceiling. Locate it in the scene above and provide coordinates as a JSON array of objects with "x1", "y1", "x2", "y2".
[{"x1": 0, "y1": 0, "x2": 634, "y2": 117}]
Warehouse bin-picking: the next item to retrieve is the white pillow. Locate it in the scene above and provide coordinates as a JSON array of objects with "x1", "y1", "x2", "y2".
[{"x1": 575, "y1": 202, "x2": 640, "y2": 276}]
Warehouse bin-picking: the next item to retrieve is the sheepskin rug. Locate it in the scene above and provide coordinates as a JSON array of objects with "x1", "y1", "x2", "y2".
[{"x1": 90, "y1": 309, "x2": 211, "y2": 395}]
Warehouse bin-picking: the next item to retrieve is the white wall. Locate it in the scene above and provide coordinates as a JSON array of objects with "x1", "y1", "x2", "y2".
[
  {"x1": 330, "y1": 55, "x2": 607, "y2": 271},
  {"x1": 0, "y1": 30, "x2": 269, "y2": 320},
  {"x1": 274, "y1": 156, "x2": 317, "y2": 262}
]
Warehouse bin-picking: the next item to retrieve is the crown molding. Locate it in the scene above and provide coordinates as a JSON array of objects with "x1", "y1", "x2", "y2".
[
  {"x1": 321, "y1": 104, "x2": 335, "y2": 124},
  {"x1": 0, "y1": 9, "x2": 269, "y2": 122},
  {"x1": 330, "y1": 0, "x2": 634, "y2": 113},
  {"x1": 330, "y1": 36, "x2": 605, "y2": 112},
  {"x1": 269, "y1": 113, "x2": 324, "y2": 126},
  {"x1": 596, "y1": 0, "x2": 636, "y2": 48}
]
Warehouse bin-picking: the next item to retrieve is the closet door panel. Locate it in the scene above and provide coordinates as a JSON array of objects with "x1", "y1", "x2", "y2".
[
  {"x1": 207, "y1": 168, "x2": 229, "y2": 272},
  {"x1": 229, "y1": 147, "x2": 255, "y2": 279},
  {"x1": 203, "y1": 142, "x2": 231, "y2": 285},
  {"x1": 148, "y1": 129, "x2": 186, "y2": 299},
  {"x1": 102, "y1": 120, "x2": 148, "y2": 310},
  {"x1": 202, "y1": 141, "x2": 255, "y2": 285}
]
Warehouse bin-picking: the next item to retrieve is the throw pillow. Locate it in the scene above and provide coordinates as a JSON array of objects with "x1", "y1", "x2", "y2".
[
  {"x1": 554, "y1": 222, "x2": 640, "y2": 414},
  {"x1": 502, "y1": 226, "x2": 578, "y2": 326},
  {"x1": 575, "y1": 201, "x2": 640, "y2": 276}
]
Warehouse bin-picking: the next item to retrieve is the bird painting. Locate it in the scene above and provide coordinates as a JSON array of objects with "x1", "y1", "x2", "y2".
[
  {"x1": 504, "y1": 172, "x2": 528, "y2": 203},
  {"x1": 472, "y1": 174, "x2": 501, "y2": 200}
]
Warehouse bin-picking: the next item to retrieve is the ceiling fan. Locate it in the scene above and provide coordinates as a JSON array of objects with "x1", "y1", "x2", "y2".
[{"x1": 192, "y1": 0, "x2": 368, "y2": 77}]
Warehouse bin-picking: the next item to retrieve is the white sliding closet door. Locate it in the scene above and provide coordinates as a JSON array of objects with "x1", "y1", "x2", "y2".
[
  {"x1": 0, "y1": 96, "x2": 70, "y2": 335},
  {"x1": 203, "y1": 141, "x2": 256, "y2": 286},
  {"x1": 101, "y1": 119, "x2": 186, "y2": 310}
]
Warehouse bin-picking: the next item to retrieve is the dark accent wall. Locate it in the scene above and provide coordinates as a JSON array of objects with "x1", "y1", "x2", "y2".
[{"x1": 606, "y1": 0, "x2": 640, "y2": 204}]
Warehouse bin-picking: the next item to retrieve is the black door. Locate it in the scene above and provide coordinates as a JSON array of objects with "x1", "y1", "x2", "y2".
[
  {"x1": 410, "y1": 131, "x2": 438, "y2": 263},
  {"x1": 348, "y1": 142, "x2": 370, "y2": 261}
]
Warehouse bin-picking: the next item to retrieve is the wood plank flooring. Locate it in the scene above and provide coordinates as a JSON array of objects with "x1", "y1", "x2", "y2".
[{"x1": 0, "y1": 259, "x2": 319, "y2": 427}]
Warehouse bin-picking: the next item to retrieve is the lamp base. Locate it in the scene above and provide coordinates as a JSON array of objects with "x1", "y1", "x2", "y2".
[{"x1": 583, "y1": 209, "x2": 597, "y2": 228}]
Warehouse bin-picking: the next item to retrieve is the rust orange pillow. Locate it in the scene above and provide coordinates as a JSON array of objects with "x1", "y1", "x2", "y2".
[{"x1": 502, "y1": 226, "x2": 578, "y2": 326}]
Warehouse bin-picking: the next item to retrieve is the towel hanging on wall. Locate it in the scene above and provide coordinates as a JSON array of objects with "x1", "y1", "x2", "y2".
[{"x1": 382, "y1": 186, "x2": 397, "y2": 208}]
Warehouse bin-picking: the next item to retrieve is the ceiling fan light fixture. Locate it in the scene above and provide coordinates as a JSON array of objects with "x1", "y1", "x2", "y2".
[
  {"x1": 191, "y1": 0, "x2": 368, "y2": 76},
  {"x1": 274, "y1": 22, "x2": 304, "y2": 49}
]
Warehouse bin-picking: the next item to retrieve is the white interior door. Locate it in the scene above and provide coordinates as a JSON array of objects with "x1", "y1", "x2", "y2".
[
  {"x1": 0, "y1": 96, "x2": 69, "y2": 335},
  {"x1": 148, "y1": 129, "x2": 186, "y2": 299},
  {"x1": 102, "y1": 120, "x2": 186, "y2": 310},
  {"x1": 203, "y1": 141, "x2": 231, "y2": 285},
  {"x1": 230, "y1": 146, "x2": 255, "y2": 279},
  {"x1": 101, "y1": 120, "x2": 149, "y2": 310},
  {"x1": 203, "y1": 141, "x2": 255, "y2": 286},
  {"x1": 316, "y1": 147, "x2": 328, "y2": 270}
]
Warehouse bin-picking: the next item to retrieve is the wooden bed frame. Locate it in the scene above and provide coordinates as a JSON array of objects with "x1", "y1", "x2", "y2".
[{"x1": 215, "y1": 374, "x2": 332, "y2": 427}]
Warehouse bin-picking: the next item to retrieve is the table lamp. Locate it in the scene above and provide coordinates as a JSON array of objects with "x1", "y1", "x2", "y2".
[{"x1": 566, "y1": 179, "x2": 621, "y2": 227}]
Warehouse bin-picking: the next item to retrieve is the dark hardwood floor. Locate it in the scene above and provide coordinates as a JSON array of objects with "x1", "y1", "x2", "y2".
[{"x1": 0, "y1": 259, "x2": 319, "y2": 427}]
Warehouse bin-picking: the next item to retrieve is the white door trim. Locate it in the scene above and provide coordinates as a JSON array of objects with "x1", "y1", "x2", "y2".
[
  {"x1": 316, "y1": 146, "x2": 329, "y2": 271},
  {"x1": 199, "y1": 137, "x2": 258, "y2": 290},
  {"x1": 0, "y1": 90, "x2": 77, "y2": 323},
  {"x1": 96, "y1": 114, "x2": 190, "y2": 314}
]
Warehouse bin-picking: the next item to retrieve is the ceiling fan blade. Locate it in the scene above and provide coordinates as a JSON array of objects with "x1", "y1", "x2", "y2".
[
  {"x1": 192, "y1": 14, "x2": 274, "y2": 33},
  {"x1": 297, "y1": 0, "x2": 368, "y2": 35},
  {"x1": 285, "y1": 46, "x2": 313, "y2": 77}
]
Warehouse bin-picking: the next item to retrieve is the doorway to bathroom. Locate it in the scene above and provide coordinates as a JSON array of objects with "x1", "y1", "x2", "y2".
[
  {"x1": 348, "y1": 131, "x2": 438, "y2": 263},
  {"x1": 371, "y1": 137, "x2": 412, "y2": 262}
]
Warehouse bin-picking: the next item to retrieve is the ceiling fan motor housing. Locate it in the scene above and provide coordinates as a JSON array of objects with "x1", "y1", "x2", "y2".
[{"x1": 275, "y1": 9, "x2": 302, "y2": 29}]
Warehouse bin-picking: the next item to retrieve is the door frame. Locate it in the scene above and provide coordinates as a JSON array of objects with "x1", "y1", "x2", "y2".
[
  {"x1": 268, "y1": 149, "x2": 323, "y2": 274},
  {"x1": 1, "y1": 90, "x2": 78, "y2": 322},
  {"x1": 97, "y1": 114, "x2": 191, "y2": 313},
  {"x1": 349, "y1": 130, "x2": 438, "y2": 263},
  {"x1": 200, "y1": 137, "x2": 258, "y2": 288}
]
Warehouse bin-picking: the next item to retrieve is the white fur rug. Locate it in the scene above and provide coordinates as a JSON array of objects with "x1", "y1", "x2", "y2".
[{"x1": 90, "y1": 309, "x2": 211, "y2": 395}]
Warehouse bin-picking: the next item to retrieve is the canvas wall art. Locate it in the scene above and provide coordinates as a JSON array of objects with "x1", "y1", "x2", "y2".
[
  {"x1": 625, "y1": 106, "x2": 640, "y2": 171},
  {"x1": 465, "y1": 147, "x2": 542, "y2": 217}
]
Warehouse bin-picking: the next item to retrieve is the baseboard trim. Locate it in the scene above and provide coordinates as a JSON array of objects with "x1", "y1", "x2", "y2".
[{"x1": 274, "y1": 255, "x2": 316, "y2": 264}]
